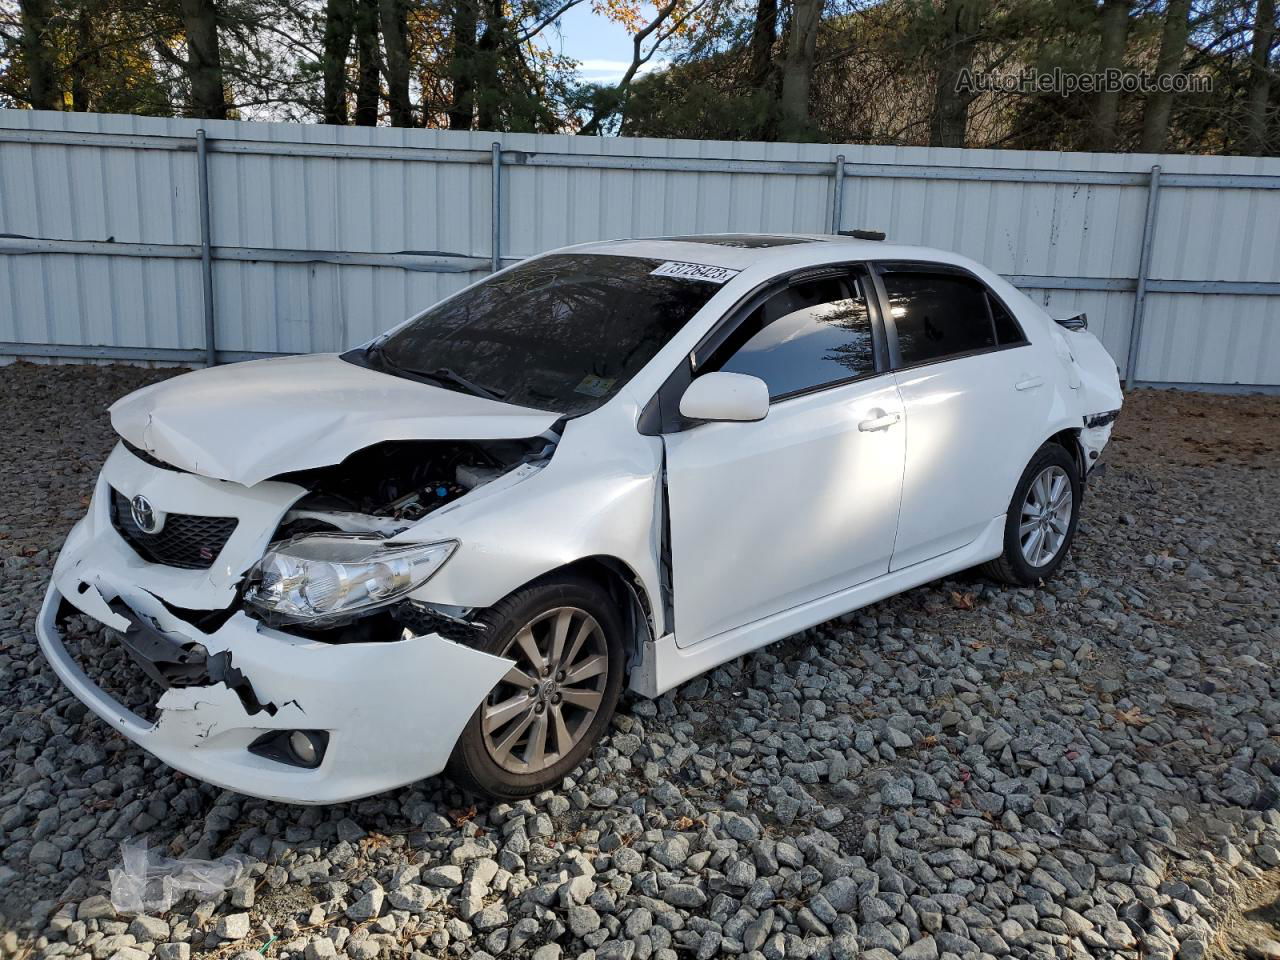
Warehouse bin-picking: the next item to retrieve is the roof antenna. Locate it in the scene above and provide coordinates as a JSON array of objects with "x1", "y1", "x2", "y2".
[{"x1": 838, "y1": 229, "x2": 886, "y2": 241}]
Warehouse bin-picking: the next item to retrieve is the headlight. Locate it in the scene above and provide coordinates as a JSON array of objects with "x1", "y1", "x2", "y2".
[{"x1": 244, "y1": 535, "x2": 457, "y2": 625}]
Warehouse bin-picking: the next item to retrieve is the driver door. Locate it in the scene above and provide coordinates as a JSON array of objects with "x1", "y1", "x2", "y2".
[{"x1": 661, "y1": 267, "x2": 907, "y2": 647}]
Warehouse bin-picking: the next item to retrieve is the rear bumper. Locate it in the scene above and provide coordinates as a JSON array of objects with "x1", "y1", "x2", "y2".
[{"x1": 1081, "y1": 409, "x2": 1119, "y2": 477}]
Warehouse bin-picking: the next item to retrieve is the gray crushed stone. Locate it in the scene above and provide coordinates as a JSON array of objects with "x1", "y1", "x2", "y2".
[{"x1": 1, "y1": 361, "x2": 1279, "y2": 960}]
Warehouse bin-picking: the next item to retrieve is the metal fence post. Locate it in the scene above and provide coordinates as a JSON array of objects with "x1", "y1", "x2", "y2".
[
  {"x1": 490, "y1": 142, "x2": 502, "y2": 272},
  {"x1": 195, "y1": 128, "x2": 217, "y2": 366},
  {"x1": 830, "y1": 154, "x2": 845, "y2": 234},
  {"x1": 1125, "y1": 163, "x2": 1162, "y2": 386}
]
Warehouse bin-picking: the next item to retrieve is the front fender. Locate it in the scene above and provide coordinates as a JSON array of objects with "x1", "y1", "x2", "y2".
[{"x1": 396, "y1": 414, "x2": 667, "y2": 631}]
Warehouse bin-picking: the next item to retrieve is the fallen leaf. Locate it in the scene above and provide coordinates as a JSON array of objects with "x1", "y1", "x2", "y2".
[
  {"x1": 448, "y1": 805, "x2": 477, "y2": 827},
  {"x1": 1116, "y1": 706, "x2": 1151, "y2": 727},
  {"x1": 950, "y1": 591, "x2": 976, "y2": 611}
]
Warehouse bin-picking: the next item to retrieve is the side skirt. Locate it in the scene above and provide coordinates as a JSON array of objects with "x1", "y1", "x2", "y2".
[{"x1": 629, "y1": 514, "x2": 1005, "y2": 698}]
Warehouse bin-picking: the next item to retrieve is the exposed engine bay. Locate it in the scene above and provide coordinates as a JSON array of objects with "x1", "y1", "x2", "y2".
[{"x1": 271, "y1": 436, "x2": 556, "y2": 540}]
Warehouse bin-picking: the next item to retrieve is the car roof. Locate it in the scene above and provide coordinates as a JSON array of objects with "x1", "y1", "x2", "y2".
[{"x1": 557, "y1": 234, "x2": 972, "y2": 271}]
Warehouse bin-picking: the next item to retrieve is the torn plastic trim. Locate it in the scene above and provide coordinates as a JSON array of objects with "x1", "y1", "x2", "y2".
[
  {"x1": 1084, "y1": 409, "x2": 1121, "y2": 429},
  {"x1": 105, "y1": 598, "x2": 279, "y2": 716}
]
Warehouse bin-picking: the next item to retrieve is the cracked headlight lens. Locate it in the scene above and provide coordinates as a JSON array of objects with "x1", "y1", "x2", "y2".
[{"x1": 244, "y1": 535, "x2": 457, "y2": 625}]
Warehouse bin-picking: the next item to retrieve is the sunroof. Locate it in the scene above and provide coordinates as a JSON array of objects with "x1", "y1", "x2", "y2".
[{"x1": 664, "y1": 234, "x2": 819, "y2": 248}]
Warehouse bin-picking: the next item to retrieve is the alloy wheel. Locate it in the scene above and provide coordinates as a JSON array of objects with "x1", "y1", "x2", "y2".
[
  {"x1": 1019, "y1": 465, "x2": 1073, "y2": 567},
  {"x1": 481, "y1": 606, "x2": 609, "y2": 774}
]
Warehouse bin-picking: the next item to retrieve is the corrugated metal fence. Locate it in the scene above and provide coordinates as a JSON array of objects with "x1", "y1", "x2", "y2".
[{"x1": 2, "y1": 110, "x2": 1279, "y2": 387}]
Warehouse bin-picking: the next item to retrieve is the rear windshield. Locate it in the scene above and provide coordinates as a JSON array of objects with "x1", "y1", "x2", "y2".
[{"x1": 349, "y1": 254, "x2": 722, "y2": 416}]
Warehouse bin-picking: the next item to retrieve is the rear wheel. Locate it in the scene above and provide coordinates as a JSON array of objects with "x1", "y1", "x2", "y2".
[
  {"x1": 981, "y1": 443, "x2": 1081, "y2": 586},
  {"x1": 447, "y1": 576, "x2": 625, "y2": 799}
]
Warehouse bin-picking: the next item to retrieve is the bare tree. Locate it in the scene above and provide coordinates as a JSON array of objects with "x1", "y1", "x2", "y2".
[
  {"x1": 322, "y1": 0, "x2": 355, "y2": 123},
  {"x1": 1244, "y1": 0, "x2": 1276, "y2": 153},
  {"x1": 577, "y1": 0, "x2": 702, "y2": 135},
  {"x1": 18, "y1": 0, "x2": 62, "y2": 109},
  {"x1": 380, "y1": 0, "x2": 411, "y2": 124},
  {"x1": 1140, "y1": 0, "x2": 1190, "y2": 152},
  {"x1": 1091, "y1": 0, "x2": 1129, "y2": 151},
  {"x1": 780, "y1": 0, "x2": 823, "y2": 131}
]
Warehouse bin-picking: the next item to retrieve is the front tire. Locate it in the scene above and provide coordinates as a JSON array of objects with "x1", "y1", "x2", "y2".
[
  {"x1": 447, "y1": 575, "x2": 626, "y2": 800},
  {"x1": 981, "y1": 442, "x2": 1081, "y2": 586}
]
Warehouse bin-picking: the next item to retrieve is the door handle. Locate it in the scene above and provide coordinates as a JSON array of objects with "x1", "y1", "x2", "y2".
[
  {"x1": 1015, "y1": 375, "x2": 1045, "y2": 391},
  {"x1": 858, "y1": 410, "x2": 901, "y2": 432}
]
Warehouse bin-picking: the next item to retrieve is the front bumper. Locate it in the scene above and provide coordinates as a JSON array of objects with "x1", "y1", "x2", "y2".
[{"x1": 38, "y1": 448, "x2": 511, "y2": 805}]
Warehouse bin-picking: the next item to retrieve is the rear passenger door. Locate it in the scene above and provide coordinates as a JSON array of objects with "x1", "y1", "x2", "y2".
[{"x1": 871, "y1": 262, "x2": 1054, "y2": 570}]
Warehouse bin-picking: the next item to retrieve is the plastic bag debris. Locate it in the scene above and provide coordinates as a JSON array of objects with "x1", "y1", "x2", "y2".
[{"x1": 109, "y1": 839, "x2": 252, "y2": 914}]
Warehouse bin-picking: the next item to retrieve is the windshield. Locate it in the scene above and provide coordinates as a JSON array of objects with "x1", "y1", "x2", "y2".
[{"x1": 349, "y1": 253, "x2": 723, "y2": 416}]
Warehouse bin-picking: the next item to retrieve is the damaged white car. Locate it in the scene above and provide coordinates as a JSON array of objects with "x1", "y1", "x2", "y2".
[{"x1": 38, "y1": 234, "x2": 1122, "y2": 803}]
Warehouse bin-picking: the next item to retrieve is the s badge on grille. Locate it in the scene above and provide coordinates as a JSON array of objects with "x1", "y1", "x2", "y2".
[{"x1": 130, "y1": 495, "x2": 159, "y2": 534}]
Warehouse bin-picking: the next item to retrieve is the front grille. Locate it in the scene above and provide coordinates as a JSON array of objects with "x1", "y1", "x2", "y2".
[{"x1": 110, "y1": 489, "x2": 238, "y2": 569}]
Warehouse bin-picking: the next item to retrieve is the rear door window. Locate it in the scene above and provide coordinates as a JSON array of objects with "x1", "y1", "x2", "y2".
[{"x1": 878, "y1": 270, "x2": 997, "y2": 366}]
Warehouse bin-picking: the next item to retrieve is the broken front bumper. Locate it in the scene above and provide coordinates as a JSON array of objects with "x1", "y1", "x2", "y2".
[{"x1": 38, "y1": 452, "x2": 512, "y2": 805}]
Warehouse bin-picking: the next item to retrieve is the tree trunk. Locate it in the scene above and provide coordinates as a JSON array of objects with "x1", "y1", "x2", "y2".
[
  {"x1": 70, "y1": 5, "x2": 93, "y2": 111},
  {"x1": 18, "y1": 0, "x2": 61, "y2": 110},
  {"x1": 930, "y1": 0, "x2": 980, "y2": 147},
  {"x1": 748, "y1": 0, "x2": 778, "y2": 87},
  {"x1": 475, "y1": 0, "x2": 504, "y2": 130},
  {"x1": 1244, "y1": 0, "x2": 1277, "y2": 154},
  {"x1": 179, "y1": 0, "x2": 228, "y2": 119},
  {"x1": 1091, "y1": 0, "x2": 1129, "y2": 151},
  {"x1": 747, "y1": 0, "x2": 779, "y2": 136},
  {"x1": 380, "y1": 0, "x2": 412, "y2": 126},
  {"x1": 353, "y1": 0, "x2": 381, "y2": 125},
  {"x1": 1139, "y1": 0, "x2": 1190, "y2": 153},
  {"x1": 322, "y1": 0, "x2": 356, "y2": 124},
  {"x1": 779, "y1": 0, "x2": 823, "y2": 132},
  {"x1": 448, "y1": 0, "x2": 478, "y2": 129}
]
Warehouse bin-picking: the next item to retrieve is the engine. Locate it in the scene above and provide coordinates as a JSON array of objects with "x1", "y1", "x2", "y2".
[{"x1": 272, "y1": 437, "x2": 552, "y2": 536}]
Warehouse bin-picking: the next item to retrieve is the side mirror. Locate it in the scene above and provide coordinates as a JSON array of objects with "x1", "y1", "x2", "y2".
[
  {"x1": 678, "y1": 372, "x2": 769, "y2": 423},
  {"x1": 1054, "y1": 312, "x2": 1088, "y2": 331}
]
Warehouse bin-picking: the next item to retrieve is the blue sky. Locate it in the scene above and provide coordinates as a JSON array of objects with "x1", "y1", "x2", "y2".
[{"x1": 543, "y1": 3, "x2": 670, "y2": 86}]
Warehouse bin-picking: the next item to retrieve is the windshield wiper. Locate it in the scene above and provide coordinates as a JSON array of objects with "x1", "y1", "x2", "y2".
[
  {"x1": 362, "y1": 343, "x2": 505, "y2": 402},
  {"x1": 421, "y1": 366, "x2": 506, "y2": 402}
]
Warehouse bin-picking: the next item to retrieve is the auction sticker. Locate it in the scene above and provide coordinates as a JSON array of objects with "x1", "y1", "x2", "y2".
[{"x1": 651, "y1": 261, "x2": 740, "y2": 283}]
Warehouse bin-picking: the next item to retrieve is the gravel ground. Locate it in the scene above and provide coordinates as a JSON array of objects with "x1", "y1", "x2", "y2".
[{"x1": 2, "y1": 361, "x2": 1279, "y2": 960}]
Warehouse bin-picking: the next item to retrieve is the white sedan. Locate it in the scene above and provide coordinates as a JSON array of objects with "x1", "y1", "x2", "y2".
[{"x1": 37, "y1": 234, "x2": 1122, "y2": 802}]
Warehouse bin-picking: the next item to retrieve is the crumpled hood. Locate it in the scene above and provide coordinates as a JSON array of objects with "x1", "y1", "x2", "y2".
[{"x1": 110, "y1": 353, "x2": 561, "y2": 486}]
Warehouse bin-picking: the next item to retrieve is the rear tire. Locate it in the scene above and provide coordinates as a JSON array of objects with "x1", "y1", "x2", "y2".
[
  {"x1": 981, "y1": 442, "x2": 1081, "y2": 586},
  {"x1": 446, "y1": 575, "x2": 625, "y2": 800}
]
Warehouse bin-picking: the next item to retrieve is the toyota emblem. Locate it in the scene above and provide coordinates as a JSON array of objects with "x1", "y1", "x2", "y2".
[{"x1": 130, "y1": 495, "x2": 159, "y2": 534}]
